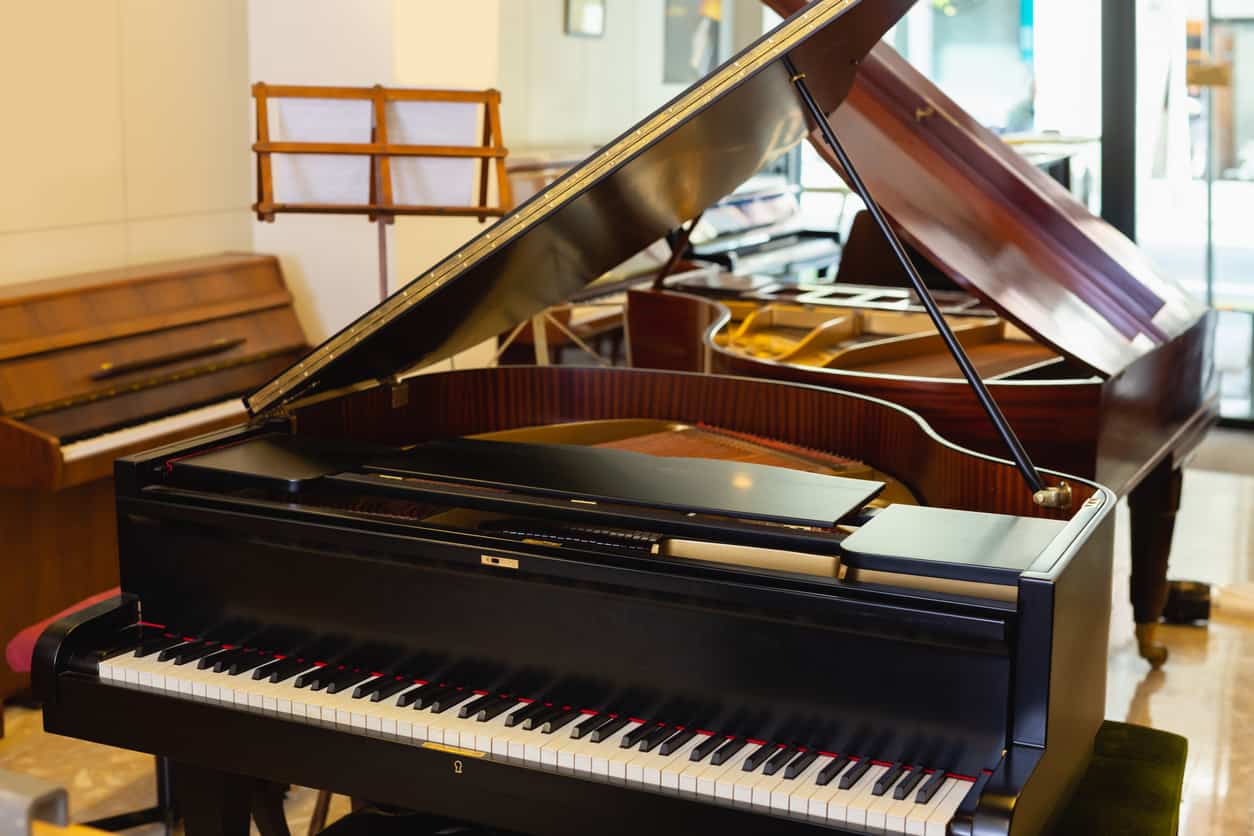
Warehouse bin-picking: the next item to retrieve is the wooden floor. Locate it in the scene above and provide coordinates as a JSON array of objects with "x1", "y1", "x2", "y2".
[{"x1": 3, "y1": 430, "x2": 1254, "y2": 835}]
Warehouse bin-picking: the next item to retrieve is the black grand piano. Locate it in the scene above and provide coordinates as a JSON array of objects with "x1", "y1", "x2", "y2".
[{"x1": 35, "y1": 2, "x2": 1118, "y2": 834}]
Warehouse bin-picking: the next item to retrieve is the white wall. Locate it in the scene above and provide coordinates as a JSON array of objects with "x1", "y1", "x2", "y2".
[
  {"x1": 248, "y1": 0, "x2": 396, "y2": 342},
  {"x1": 499, "y1": 0, "x2": 763, "y2": 150},
  {"x1": 0, "y1": 0, "x2": 252, "y2": 286},
  {"x1": 248, "y1": 0, "x2": 501, "y2": 371}
]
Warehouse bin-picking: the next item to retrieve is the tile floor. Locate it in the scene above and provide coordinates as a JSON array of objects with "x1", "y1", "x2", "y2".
[{"x1": 3, "y1": 430, "x2": 1254, "y2": 835}]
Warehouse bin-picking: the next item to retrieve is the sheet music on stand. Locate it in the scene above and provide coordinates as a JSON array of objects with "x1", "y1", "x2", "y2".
[{"x1": 252, "y1": 84, "x2": 513, "y2": 300}]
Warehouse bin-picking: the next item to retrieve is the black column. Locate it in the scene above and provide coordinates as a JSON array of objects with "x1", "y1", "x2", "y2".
[{"x1": 1102, "y1": 0, "x2": 1138, "y2": 240}]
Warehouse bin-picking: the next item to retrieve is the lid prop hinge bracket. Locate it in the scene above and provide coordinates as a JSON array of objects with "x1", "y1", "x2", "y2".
[{"x1": 783, "y1": 55, "x2": 1067, "y2": 509}]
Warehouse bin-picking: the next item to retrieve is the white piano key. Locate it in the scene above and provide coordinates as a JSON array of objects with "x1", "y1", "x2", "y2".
[
  {"x1": 925, "y1": 779, "x2": 972, "y2": 836},
  {"x1": 589, "y1": 723, "x2": 643, "y2": 778},
  {"x1": 843, "y1": 764, "x2": 891, "y2": 828},
  {"x1": 788, "y1": 755, "x2": 836, "y2": 816},
  {"x1": 662, "y1": 733, "x2": 716, "y2": 792},
  {"x1": 712, "y1": 745, "x2": 766, "y2": 801},
  {"x1": 775, "y1": 754, "x2": 827, "y2": 814}
]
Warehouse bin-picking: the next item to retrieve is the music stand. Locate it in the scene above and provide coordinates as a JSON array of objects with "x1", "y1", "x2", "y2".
[{"x1": 252, "y1": 83, "x2": 513, "y2": 300}]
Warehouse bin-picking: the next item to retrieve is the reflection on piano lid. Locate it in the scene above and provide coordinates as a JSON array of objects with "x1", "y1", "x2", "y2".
[
  {"x1": 36, "y1": 3, "x2": 1120, "y2": 835},
  {"x1": 682, "y1": 174, "x2": 841, "y2": 281}
]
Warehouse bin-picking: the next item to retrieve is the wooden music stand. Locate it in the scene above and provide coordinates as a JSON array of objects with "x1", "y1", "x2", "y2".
[{"x1": 252, "y1": 83, "x2": 513, "y2": 300}]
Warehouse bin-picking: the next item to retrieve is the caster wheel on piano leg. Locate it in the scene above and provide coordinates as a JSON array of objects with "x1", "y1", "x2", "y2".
[{"x1": 1135, "y1": 623, "x2": 1168, "y2": 669}]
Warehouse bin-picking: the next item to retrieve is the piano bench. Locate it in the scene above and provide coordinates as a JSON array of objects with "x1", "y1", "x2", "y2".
[
  {"x1": 1049, "y1": 721, "x2": 1187, "y2": 836},
  {"x1": 4, "y1": 589, "x2": 122, "y2": 679}
]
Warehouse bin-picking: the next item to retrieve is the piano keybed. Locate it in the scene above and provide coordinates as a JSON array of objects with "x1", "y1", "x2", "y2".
[{"x1": 100, "y1": 630, "x2": 975, "y2": 835}]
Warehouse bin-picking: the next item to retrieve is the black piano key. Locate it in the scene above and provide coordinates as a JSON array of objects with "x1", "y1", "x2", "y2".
[
  {"x1": 711, "y1": 738, "x2": 747, "y2": 766},
  {"x1": 590, "y1": 716, "x2": 630, "y2": 742},
  {"x1": 227, "y1": 652, "x2": 269, "y2": 677},
  {"x1": 371, "y1": 679, "x2": 417, "y2": 703},
  {"x1": 351, "y1": 677, "x2": 387, "y2": 700},
  {"x1": 784, "y1": 750, "x2": 819, "y2": 779},
  {"x1": 134, "y1": 635, "x2": 183, "y2": 659},
  {"x1": 690, "y1": 734, "x2": 724, "y2": 762},
  {"x1": 256, "y1": 657, "x2": 308, "y2": 683},
  {"x1": 411, "y1": 683, "x2": 448, "y2": 710},
  {"x1": 839, "y1": 758, "x2": 872, "y2": 790},
  {"x1": 543, "y1": 709, "x2": 582, "y2": 735},
  {"x1": 637, "y1": 725, "x2": 676, "y2": 753},
  {"x1": 325, "y1": 669, "x2": 372, "y2": 695},
  {"x1": 915, "y1": 769, "x2": 948, "y2": 804},
  {"x1": 894, "y1": 768, "x2": 926, "y2": 800},
  {"x1": 208, "y1": 648, "x2": 249, "y2": 673},
  {"x1": 661, "y1": 729, "x2": 697, "y2": 756},
  {"x1": 816, "y1": 755, "x2": 850, "y2": 786},
  {"x1": 873, "y1": 764, "x2": 905, "y2": 797},
  {"x1": 191, "y1": 651, "x2": 234, "y2": 671},
  {"x1": 196, "y1": 647, "x2": 237, "y2": 670},
  {"x1": 477, "y1": 697, "x2": 517, "y2": 722},
  {"x1": 397, "y1": 682, "x2": 437, "y2": 708},
  {"x1": 170, "y1": 643, "x2": 219, "y2": 666},
  {"x1": 742, "y1": 744, "x2": 775, "y2": 772},
  {"x1": 458, "y1": 694, "x2": 498, "y2": 719},
  {"x1": 431, "y1": 689, "x2": 473, "y2": 714},
  {"x1": 571, "y1": 713, "x2": 610, "y2": 740},
  {"x1": 762, "y1": 746, "x2": 796, "y2": 776},
  {"x1": 505, "y1": 700, "x2": 548, "y2": 728},
  {"x1": 525, "y1": 705, "x2": 565, "y2": 731},
  {"x1": 619, "y1": 723, "x2": 653, "y2": 749},
  {"x1": 294, "y1": 667, "x2": 327, "y2": 689}
]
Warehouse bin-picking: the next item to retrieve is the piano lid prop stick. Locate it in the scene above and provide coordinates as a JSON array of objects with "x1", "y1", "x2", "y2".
[
  {"x1": 781, "y1": 55, "x2": 1069, "y2": 510},
  {"x1": 653, "y1": 211, "x2": 705, "y2": 291}
]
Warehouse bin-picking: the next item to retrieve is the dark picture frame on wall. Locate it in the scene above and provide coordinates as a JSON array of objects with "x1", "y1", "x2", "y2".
[{"x1": 565, "y1": 0, "x2": 606, "y2": 37}]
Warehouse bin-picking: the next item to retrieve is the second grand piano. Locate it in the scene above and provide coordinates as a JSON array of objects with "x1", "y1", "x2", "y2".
[{"x1": 36, "y1": 2, "x2": 1115, "y2": 834}]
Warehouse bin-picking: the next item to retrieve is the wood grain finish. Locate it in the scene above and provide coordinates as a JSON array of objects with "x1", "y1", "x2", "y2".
[
  {"x1": 0, "y1": 479, "x2": 120, "y2": 701},
  {"x1": 763, "y1": 6, "x2": 1208, "y2": 378},
  {"x1": 626, "y1": 288, "x2": 1220, "y2": 494},
  {"x1": 0, "y1": 255, "x2": 308, "y2": 703},
  {"x1": 292, "y1": 365, "x2": 1096, "y2": 520}
]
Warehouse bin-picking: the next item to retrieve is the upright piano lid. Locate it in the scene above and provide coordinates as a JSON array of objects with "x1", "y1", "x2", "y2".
[
  {"x1": 245, "y1": 0, "x2": 913, "y2": 416},
  {"x1": 767, "y1": 0, "x2": 1207, "y2": 377}
]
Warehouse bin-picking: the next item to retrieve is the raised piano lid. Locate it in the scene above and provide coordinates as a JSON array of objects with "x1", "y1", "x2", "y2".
[
  {"x1": 764, "y1": 0, "x2": 1206, "y2": 378},
  {"x1": 244, "y1": 0, "x2": 914, "y2": 416}
]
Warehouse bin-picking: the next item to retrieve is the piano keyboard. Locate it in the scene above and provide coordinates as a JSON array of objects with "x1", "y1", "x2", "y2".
[
  {"x1": 99, "y1": 635, "x2": 974, "y2": 834},
  {"x1": 61, "y1": 398, "x2": 246, "y2": 463}
]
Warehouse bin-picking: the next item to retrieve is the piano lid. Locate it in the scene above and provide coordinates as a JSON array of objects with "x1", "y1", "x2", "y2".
[
  {"x1": 765, "y1": 0, "x2": 1207, "y2": 378},
  {"x1": 245, "y1": 0, "x2": 913, "y2": 416}
]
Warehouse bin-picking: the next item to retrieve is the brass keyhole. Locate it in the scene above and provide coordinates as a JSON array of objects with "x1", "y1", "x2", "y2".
[{"x1": 454, "y1": 760, "x2": 464, "y2": 775}]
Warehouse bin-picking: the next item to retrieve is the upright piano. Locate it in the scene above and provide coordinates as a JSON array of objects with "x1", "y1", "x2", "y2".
[
  {"x1": 629, "y1": 2, "x2": 1217, "y2": 665},
  {"x1": 0, "y1": 254, "x2": 307, "y2": 705},
  {"x1": 37, "y1": 3, "x2": 1115, "y2": 834}
]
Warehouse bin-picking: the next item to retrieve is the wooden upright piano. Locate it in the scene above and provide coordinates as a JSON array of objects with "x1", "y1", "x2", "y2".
[
  {"x1": 0, "y1": 253, "x2": 308, "y2": 703},
  {"x1": 629, "y1": 9, "x2": 1217, "y2": 664}
]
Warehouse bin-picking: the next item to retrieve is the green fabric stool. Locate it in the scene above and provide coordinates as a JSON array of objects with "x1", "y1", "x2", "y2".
[{"x1": 1050, "y1": 721, "x2": 1188, "y2": 836}]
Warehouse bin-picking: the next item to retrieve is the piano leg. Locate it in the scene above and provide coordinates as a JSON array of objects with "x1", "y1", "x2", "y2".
[
  {"x1": 1128, "y1": 458, "x2": 1183, "y2": 668},
  {"x1": 172, "y1": 762, "x2": 253, "y2": 836},
  {"x1": 252, "y1": 781, "x2": 292, "y2": 836}
]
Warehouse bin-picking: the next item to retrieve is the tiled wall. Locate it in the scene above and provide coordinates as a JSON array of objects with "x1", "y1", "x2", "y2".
[{"x1": 0, "y1": 0, "x2": 253, "y2": 286}]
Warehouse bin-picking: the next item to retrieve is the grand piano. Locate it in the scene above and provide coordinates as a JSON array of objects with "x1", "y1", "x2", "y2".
[
  {"x1": 628, "y1": 0, "x2": 1217, "y2": 666},
  {"x1": 36, "y1": 3, "x2": 1115, "y2": 835}
]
